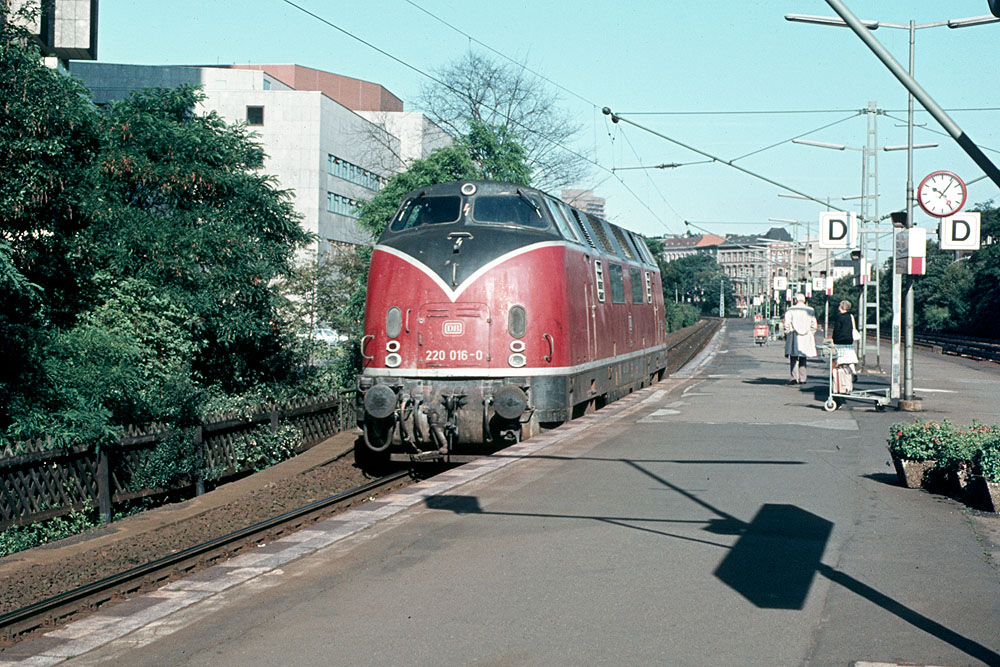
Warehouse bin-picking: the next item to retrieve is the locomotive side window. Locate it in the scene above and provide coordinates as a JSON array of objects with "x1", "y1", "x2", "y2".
[
  {"x1": 630, "y1": 267, "x2": 643, "y2": 304},
  {"x1": 544, "y1": 198, "x2": 582, "y2": 243},
  {"x1": 608, "y1": 263, "x2": 626, "y2": 304},
  {"x1": 594, "y1": 260, "x2": 606, "y2": 302},
  {"x1": 472, "y1": 194, "x2": 549, "y2": 229},
  {"x1": 389, "y1": 195, "x2": 461, "y2": 232}
]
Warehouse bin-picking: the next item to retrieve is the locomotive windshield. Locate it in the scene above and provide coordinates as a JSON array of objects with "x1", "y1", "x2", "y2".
[
  {"x1": 389, "y1": 195, "x2": 461, "y2": 232},
  {"x1": 472, "y1": 194, "x2": 549, "y2": 230}
]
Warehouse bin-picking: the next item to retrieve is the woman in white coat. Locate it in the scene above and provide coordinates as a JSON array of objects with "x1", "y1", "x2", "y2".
[{"x1": 783, "y1": 293, "x2": 818, "y2": 384}]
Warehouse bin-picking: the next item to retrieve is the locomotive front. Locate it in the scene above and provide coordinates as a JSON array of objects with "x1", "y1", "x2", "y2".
[{"x1": 356, "y1": 181, "x2": 569, "y2": 465}]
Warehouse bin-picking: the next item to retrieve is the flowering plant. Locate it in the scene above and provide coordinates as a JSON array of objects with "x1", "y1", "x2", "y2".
[{"x1": 887, "y1": 420, "x2": 953, "y2": 461}]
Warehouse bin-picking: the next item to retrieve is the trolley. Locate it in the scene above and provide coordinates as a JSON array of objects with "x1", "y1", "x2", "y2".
[{"x1": 821, "y1": 343, "x2": 890, "y2": 412}]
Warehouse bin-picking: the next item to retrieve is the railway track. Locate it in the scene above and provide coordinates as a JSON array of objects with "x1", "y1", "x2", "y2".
[
  {"x1": 0, "y1": 470, "x2": 413, "y2": 645},
  {"x1": 912, "y1": 331, "x2": 1000, "y2": 364},
  {"x1": 1, "y1": 318, "x2": 722, "y2": 647}
]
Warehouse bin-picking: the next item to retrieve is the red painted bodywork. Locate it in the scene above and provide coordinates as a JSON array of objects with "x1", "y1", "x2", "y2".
[{"x1": 362, "y1": 241, "x2": 666, "y2": 375}]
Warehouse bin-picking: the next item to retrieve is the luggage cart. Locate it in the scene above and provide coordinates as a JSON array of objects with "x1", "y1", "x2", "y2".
[
  {"x1": 820, "y1": 344, "x2": 890, "y2": 412},
  {"x1": 753, "y1": 323, "x2": 768, "y2": 346}
]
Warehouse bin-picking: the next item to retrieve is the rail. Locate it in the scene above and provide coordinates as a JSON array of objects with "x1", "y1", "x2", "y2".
[
  {"x1": 0, "y1": 469, "x2": 411, "y2": 643},
  {"x1": 912, "y1": 332, "x2": 1000, "y2": 364}
]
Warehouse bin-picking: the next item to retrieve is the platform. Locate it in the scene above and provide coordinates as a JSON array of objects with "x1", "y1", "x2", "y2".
[{"x1": 6, "y1": 320, "x2": 1000, "y2": 666}]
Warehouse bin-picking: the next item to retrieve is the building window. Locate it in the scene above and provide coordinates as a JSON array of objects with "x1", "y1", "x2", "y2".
[
  {"x1": 246, "y1": 106, "x2": 264, "y2": 126},
  {"x1": 328, "y1": 154, "x2": 385, "y2": 192},
  {"x1": 326, "y1": 192, "x2": 363, "y2": 218}
]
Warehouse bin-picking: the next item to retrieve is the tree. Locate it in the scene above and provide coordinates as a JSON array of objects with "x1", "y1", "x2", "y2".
[
  {"x1": 965, "y1": 202, "x2": 1000, "y2": 339},
  {"x1": 86, "y1": 85, "x2": 309, "y2": 392},
  {"x1": 0, "y1": 11, "x2": 101, "y2": 430},
  {"x1": 660, "y1": 254, "x2": 733, "y2": 315},
  {"x1": 416, "y1": 51, "x2": 588, "y2": 192}
]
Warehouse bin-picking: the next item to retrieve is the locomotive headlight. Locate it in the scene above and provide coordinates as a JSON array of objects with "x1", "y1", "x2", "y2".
[
  {"x1": 386, "y1": 307, "x2": 402, "y2": 338},
  {"x1": 385, "y1": 353, "x2": 402, "y2": 368},
  {"x1": 508, "y1": 353, "x2": 527, "y2": 368},
  {"x1": 508, "y1": 305, "x2": 526, "y2": 338},
  {"x1": 509, "y1": 340, "x2": 525, "y2": 353}
]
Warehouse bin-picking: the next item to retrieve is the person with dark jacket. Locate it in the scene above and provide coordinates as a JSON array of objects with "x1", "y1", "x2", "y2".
[{"x1": 831, "y1": 300, "x2": 858, "y2": 391}]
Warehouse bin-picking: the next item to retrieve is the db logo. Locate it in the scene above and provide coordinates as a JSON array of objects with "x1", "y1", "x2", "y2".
[{"x1": 442, "y1": 321, "x2": 464, "y2": 336}]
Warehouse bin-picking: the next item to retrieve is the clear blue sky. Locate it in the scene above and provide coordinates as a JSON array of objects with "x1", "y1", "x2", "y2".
[{"x1": 96, "y1": 1, "x2": 1000, "y2": 240}]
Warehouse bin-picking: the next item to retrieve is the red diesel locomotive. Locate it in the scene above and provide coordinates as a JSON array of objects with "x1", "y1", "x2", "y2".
[{"x1": 356, "y1": 180, "x2": 666, "y2": 466}]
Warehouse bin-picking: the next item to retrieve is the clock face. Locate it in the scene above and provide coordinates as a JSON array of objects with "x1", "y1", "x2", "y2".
[{"x1": 917, "y1": 171, "x2": 967, "y2": 218}]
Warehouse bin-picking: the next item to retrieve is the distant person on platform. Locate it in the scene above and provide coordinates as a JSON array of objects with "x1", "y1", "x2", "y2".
[
  {"x1": 831, "y1": 299, "x2": 859, "y2": 392},
  {"x1": 784, "y1": 293, "x2": 819, "y2": 385}
]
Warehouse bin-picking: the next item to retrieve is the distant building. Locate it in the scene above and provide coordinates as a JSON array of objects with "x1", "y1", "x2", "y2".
[
  {"x1": 655, "y1": 233, "x2": 724, "y2": 262},
  {"x1": 5, "y1": 0, "x2": 98, "y2": 66},
  {"x1": 69, "y1": 62, "x2": 451, "y2": 255},
  {"x1": 561, "y1": 189, "x2": 606, "y2": 218},
  {"x1": 716, "y1": 228, "x2": 798, "y2": 312}
]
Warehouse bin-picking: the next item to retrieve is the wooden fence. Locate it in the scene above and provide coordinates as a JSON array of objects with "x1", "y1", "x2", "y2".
[{"x1": 0, "y1": 392, "x2": 356, "y2": 530}]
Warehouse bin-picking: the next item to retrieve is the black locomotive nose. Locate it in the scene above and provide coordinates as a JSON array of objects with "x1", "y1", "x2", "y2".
[
  {"x1": 493, "y1": 384, "x2": 528, "y2": 420},
  {"x1": 363, "y1": 384, "x2": 398, "y2": 419}
]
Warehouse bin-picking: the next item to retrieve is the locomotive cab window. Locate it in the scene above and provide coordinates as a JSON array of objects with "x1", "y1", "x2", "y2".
[
  {"x1": 472, "y1": 194, "x2": 549, "y2": 229},
  {"x1": 609, "y1": 263, "x2": 626, "y2": 304},
  {"x1": 389, "y1": 195, "x2": 461, "y2": 232}
]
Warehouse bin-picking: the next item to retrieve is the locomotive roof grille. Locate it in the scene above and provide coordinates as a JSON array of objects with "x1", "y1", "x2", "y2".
[
  {"x1": 569, "y1": 208, "x2": 596, "y2": 248},
  {"x1": 611, "y1": 225, "x2": 635, "y2": 261},
  {"x1": 587, "y1": 214, "x2": 617, "y2": 256}
]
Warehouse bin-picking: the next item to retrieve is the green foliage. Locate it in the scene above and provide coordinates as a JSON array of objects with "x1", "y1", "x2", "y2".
[
  {"x1": 1, "y1": 22, "x2": 102, "y2": 427},
  {"x1": 130, "y1": 429, "x2": 202, "y2": 490},
  {"x1": 976, "y1": 432, "x2": 1000, "y2": 483},
  {"x1": 0, "y1": 503, "x2": 99, "y2": 558},
  {"x1": 217, "y1": 424, "x2": 300, "y2": 478},
  {"x1": 459, "y1": 118, "x2": 532, "y2": 185},
  {"x1": 659, "y1": 254, "x2": 733, "y2": 315},
  {"x1": 666, "y1": 302, "x2": 700, "y2": 332},
  {"x1": 88, "y1": 85, "x2": 309, "y2": 392},
  {"x1": 887, "y1": 420, "x2": 953, "y2": 461},
  {"x1": 356, "y1": 145, "x2": 481, "y2": 238}
]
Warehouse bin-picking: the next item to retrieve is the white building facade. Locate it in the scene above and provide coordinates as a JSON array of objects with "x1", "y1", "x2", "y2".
[{"x1": 69, "y1": 62, "x2": 451, "y2": 255}]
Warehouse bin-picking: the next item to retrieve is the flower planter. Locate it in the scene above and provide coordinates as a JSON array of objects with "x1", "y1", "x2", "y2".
[
  {"x1": 968, "y1": 477, "x2": 1000, "y2": 513},
  {"x1": 891, "y1": 455, "x2": 937, "y2": 489}
]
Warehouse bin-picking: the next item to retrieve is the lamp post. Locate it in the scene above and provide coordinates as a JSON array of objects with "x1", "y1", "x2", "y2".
[{"x1": 786, "y1": 6, "x2": 1000, "y2": 405}]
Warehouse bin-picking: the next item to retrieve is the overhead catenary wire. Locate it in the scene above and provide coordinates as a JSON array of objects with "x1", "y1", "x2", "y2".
[
  {"x1": 279, "y1": 0, "x2": 675, "y2": 230},
  {"x1": 602, "y1": 108, "x2": 850, "y2": 214}
]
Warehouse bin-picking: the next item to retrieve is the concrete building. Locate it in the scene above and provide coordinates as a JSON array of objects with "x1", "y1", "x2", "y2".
[
  {"x1": 68, "y1": 62, "x2": 451, "y2": 254},
  {"x1": 6, "y1": 0, "x2": 98, "y2": 66},
  {"x1": 561, "y1": 189, "x2": 606, "y2": 218},
  {"x1": 716, "y1": 228, "x2": 795, "y2": 312}
]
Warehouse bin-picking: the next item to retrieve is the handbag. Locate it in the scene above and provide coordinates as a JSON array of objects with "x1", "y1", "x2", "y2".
[{"x1": 851, "y1": 314, "x2": 861, "y2": 341}]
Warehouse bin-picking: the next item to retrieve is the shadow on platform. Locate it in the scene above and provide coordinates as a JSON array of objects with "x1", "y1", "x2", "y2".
[{"x1": 423, "y1": 457, "x2": 1000, "y2": 664}]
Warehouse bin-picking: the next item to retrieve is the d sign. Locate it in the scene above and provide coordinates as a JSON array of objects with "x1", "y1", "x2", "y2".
[
  {"x1": 939, "y1": 212, "x2": 980, "y2": 250},
  {"x1": 819, "y1": 212, "x2": 858, "y2": 249}
]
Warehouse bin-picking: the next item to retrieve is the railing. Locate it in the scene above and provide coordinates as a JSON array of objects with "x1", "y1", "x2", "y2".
[{"x1": 0, "y1": 392, "x2": 357, "y2": 530}]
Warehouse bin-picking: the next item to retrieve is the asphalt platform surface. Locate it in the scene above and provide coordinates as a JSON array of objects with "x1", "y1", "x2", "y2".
[{"x1": 6, "y1": 319, "x2": 1000, "y2": 666}]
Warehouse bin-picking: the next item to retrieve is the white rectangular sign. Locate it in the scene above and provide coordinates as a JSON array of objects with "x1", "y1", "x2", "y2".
[
  {"x1": 819, "y1": 211, "x2": 858, "y2": 249},
  {"x1": 773, "y1": 276, "x2": 788, "y2": 290},
  {"x1": 895, "y1": 228, "x2": 927, "y2": 275},
  {"x1": 939, "y1": 212, "x2": 980, "y2": 250}
]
